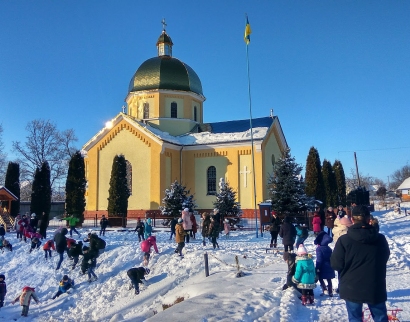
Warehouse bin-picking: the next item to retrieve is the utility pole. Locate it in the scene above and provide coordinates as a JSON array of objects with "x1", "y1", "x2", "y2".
[{"x1": 354, "y1": 152, "x2": 361, "y2": 187}]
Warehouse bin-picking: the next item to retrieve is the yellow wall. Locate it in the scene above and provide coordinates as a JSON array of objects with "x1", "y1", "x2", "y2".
[
  {"x1": 164, "y1": 97, "x2": 184, "y2": 118},
  {"x1": 148, "y1": 119, "x2": 195, "y2": 136},
  {"x1": 238, "y1": 154, "x2": 254, "y2": 209}
]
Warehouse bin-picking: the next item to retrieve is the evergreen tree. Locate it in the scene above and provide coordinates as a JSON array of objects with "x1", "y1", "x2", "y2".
[
  {"x1": 160, "y1": 180, "x2": 196, "y2": 217},
  {"x1": 268, "y1": 148, "x2": 311, "y2": 216},
  {"x1": 322, "y1": 159, "x2": 337, "y2": 208},
  {"x1": 213, "y1": 178, "x2": 241, "y2": 222},
  {"x1": 30, "y1": 161, "x2": 51, "y2": 221},
  {"x1": 333, "y1": 160, "x2": 347, "y2": 206},
  {"x1": 4, "y1": 162, "x2": 20, "y2": 217},
  {"x1": 65, "y1": 151, "x2": 86, "y2": 221},
  {"x1": 107, "y1": 155, "x2": 130, "y2": 217},
  {"x1": 305, "y1": 147, "x2": 326, "y2": 204}
]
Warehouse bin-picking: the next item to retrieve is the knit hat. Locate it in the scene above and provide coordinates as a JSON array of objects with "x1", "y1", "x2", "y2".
[
  {"x1": 178, "y1": 218, "x2": 183, "y2": 223},
  {"x1": 352, "y1": 205, "x2": 370, "y2": 218},
  {"x1": 0, "y1": 274, "x2": 5, "y2": 280},
  {"x1": 183, "y1": 208, "x2": 189, "y2": 212},
  {"x1": 82, "y1": 246, "x2": 89, "y2": 251},
  {"x1": 63, "y1": 275, "x2": 69, "y2": 280},
  {"x1": 339, "y1": 216, "x2": 353, "y2": 227},
  {"x1": 297, "y1": 244, "x2": 308, "y2": 256}
]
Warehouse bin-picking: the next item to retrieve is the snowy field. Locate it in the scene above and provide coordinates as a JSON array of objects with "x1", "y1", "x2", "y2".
[{"x1": 1, "y1": 204, "x2": 410, "y2": 322}]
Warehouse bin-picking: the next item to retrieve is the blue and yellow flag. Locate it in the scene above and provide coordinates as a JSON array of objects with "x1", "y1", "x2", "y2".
[{"x1": 244, "y1": 16, "x2": 252, "y2": 45}]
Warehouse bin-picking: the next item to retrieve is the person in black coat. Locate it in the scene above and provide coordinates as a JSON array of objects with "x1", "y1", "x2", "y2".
[
  {"x1": 169, "y1": 217, "x2": 177, "y2": 240},
  {"x1": 134, "y1": 219, "x2": 145, "y2": 242},
  {"x1": 0, "y1": 224, "x2": 5, "y2": 240},
  {"x1": 282, "y1": 251, "x2": 300, "y2": 292},
  {"x1": 331, "y1": 205, "x2": 390, "y2": 321},
  {"x1": 99, "y1": 215, "x2": 109, "y2": 236},
  {"x1": 68, "y1": 241, "x2": 83, "y2": 270},
  {"x1": 81, "y1": 246, "x2": 98, "y2": 282},
  {"x1": 336, "y1": 205, "x2": 346, "y2": 219},
  {"x1": 127, "y1": 267, "x2": 150, "y2": 295},
  {"x1": 269, "y1": 213, "x2": 281, "y2": 248},
  {"x1": 54, "y1": 228, "x2": 68, "y2": 270},
  {"x1": 0, "y1": 274, "x2": 6, "y2": 308},
  {"x1": 279, "y1": 216, "x2": 297, "y2": 252}
]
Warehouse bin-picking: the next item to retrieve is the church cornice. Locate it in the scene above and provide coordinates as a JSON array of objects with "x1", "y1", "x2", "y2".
[{"x1": 125, "y1": 88, "x2": 206, "y2": 102}]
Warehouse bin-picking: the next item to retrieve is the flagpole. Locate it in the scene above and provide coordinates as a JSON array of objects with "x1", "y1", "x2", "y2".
[{"x1": 244, "y1": 15, "x2": 258, "y2": 238}]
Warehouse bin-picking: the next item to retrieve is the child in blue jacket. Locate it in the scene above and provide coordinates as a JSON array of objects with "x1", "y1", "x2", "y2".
[
  {"x1": 292, "y1": 244, "x2": 316, "y2": 305},
  {"x1": 314, "y1": 231, "x2": 335, "y2": 297},
  {"x1": 52, "y1": 275, "x2": 74, "y2": 299}
]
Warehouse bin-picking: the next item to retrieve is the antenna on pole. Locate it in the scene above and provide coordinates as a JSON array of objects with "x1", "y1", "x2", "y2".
[{"x1": 354, "y1": 152, "x2": 361, "y2": 187}]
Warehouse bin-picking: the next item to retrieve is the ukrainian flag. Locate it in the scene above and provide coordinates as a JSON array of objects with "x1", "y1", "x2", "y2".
[{"x1": 244, "y1": 16, "x2": 251, "y2": 45}]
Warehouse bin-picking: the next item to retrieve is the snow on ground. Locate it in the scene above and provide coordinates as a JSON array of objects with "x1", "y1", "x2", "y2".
[{"x1": 1, "y1": 204, "x2": 410, "y2": 322}]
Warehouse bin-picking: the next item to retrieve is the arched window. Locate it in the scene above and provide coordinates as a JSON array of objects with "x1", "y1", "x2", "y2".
[
  {"x1": 126, "y1": 160, "x2": 132, "y2": 195},
  {"x1": 143, "y1": 102, "x2": 149, "y2": 119},
  {"x1": 207, "y1": 166, "x2": 216, "y2": 195},
  {"x1": 194, "y1": 106, "x2": 197, "y2": 121},
  {"x1": 171, "y1": 102, "x2": 177, "y2": 118}
]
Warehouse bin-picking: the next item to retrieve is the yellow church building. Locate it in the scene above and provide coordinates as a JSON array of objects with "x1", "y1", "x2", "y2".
[{"x1": 82, "y1": 27, "x2": 288, "y2": 219}]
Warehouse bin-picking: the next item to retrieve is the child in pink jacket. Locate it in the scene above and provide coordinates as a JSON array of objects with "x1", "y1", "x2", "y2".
[
  {"x1": 312, "y1": 213, "x2": 322, "y2": 236},
  {"x1": 140, "y1": 235, "x2": 159, "y2": 265}
]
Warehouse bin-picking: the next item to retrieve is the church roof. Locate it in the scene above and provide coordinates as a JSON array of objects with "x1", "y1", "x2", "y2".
[{"x1": 205, "y1": 117, "x2": 275, "y2": 134}]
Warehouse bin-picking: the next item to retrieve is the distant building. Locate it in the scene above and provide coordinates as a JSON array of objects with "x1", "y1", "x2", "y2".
[
  {"x1": 397, "y1": 177, "x2": 410, "y2": 201},
  {"x1": 82, "y1": 27, "x2": 288, "y2": 218}
]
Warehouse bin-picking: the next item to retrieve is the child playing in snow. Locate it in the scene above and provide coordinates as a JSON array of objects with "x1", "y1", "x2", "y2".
[
  {"x1": 295, "y1": 223, "x2": 309, "y2": 249},
  {"x1": 223, "y1": 219, "x2": 231, "y2": 239},
  {"x1": 314, "y1": 231, "x2": 335, "y2": 297},
  {"x1": 81, "y1": 246, "x2": 98, "y2": 282},
  {"x1": 208, "y1": 216, "x2": 220, "y2": 249},
  {"x1": 140, "y1": 235, "x2": 159, "y2": 266},
  {"x1": 175, "y1": 218, "x2": 185, "y2": 257},
  {"x1": 126, "y1": 267, "x2": 150, "y2": 295},
  {"x1": 29, "y1": 237, "x2": 41, "y2": 253},
  {"x1": 144, "y1": 218, "x2": 153, "y2": 240},
  {"x1": 11, "y1": 286, "x2": 40, "y2": 317},
  {"x1": 0, "y1": 224, "x2": 6, "y2": 240},
  {"x1": 292, "y1": 244, "x2": 316, "y2": 305},
  {"x1": 1, "y1": 239, "x2": 12, "y2": 252},
  {"x1": 43, "y1": 239, "x2": 55, "y2": 259},
  {"x1": 282, "y1": 252, "x2": 300, "y2": 292},
  {"x1": 52, "y1": 275, "x2": 74, "y2": 299},
  {"x1": 0, "y1": 274, "x2": 6, "y2": 308},
  {"x1": 68, "y1": 241, "x2": 83, "y2": 270},
  {"x1": 134, "y1": 218, "x2": 145, "y2": 242}
]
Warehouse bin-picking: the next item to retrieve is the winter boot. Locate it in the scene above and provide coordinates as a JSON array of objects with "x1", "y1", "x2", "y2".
[
  {"x1": 327, "y1": 285, "x2": 333, "y2": 297},
  {"x1": 309, "y1": 294, "x2": 315, "y2": 304},
  {"x1": 135, "y1": 287, "x2": 140, "y2": 295},
  {"x1": 301, "y1": 295, "x2": 308, "y2": 306},
  {"x1": 270, "y1": 244, "x2": 273, "y2": 248},
  {"x1": 203, "y1": 240, "x2": 206, "y2": 246},
  {"x1": 273, "y1": 243, "x2": 277, "y2": 248},
  {"x1": 320, "y1": 286, "x2": 327, "y2": 296}
]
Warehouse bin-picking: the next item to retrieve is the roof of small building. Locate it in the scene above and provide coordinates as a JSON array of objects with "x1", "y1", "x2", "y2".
[{"x1": 397, "y1": 177, "x2": 410, "y2": 190}]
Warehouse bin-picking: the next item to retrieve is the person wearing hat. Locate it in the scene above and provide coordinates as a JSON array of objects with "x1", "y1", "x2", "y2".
[
  {"x1": 0, "y1": 274, "x2": 6, "y2": 308},
  {"x1": 52, "y1": 275, "x2": 74, "y2": 299},
  {"x1": 331, "y1": 205, "x2": 390, "y2": 321},
  {"x1": 208, "y1": 215, "x2": 220, "y2": 249},
  {"x1": 174, "y1": 218, "x2": 185, "y2": 256},
  {"x1": 337, "y1": 205, "x2": 346, "y2": 219},
  {"x1": 11, "y1": 286, "x2": 40, "y2": 317},
  {"x1": 126, "y1": 267, "x2": 150, "y2": 295},
  {"x1": 144, "y1": 217, "x2": 153, "y2": 240},
  {"x1": 314, "y1": 231, "x2": 335, "y2": 297},
  {"x1": 332, "y1": 216, "x2": 353, "y2": 244},
  {"x1": 29, "y1": 213, "x2": 38, "y2": 232},
  {"x1": 292, "y1": 244, "x2": 316, "y2": 305},
  {"x1": 325, "y1": 207, "x2": 336, "y2": 238},
  {"x1": 18, "y1": 214, "x2": 29, "y2": 242},
  {"x1": 279, "y1": 216, "x2": 297, "y2": 252},
  {"x1": 181, "y1": 208, "x2": 192, "y2": 243},
  {"x1": 134, "y1": 218, "x2": 145, "y2": 242}
]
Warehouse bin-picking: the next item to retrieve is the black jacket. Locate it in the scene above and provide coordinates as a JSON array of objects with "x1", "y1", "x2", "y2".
[
  {"x1": 331, "y1": 223, "x2": 390, "y2": 304},
  {"x1": 170, "y1": 218, "x2": 177, "y2": 232},
  {"x1": 100, "y1": 218, "x2": 109, "y2": 229},
  {"x1": 68, "y1": 242, "x2": 83, "y2": 257},
  {"x1": 54, "y1": 228, "x2": 68, "y2": 253},
  {"x1": 269, "y1": 216, "x2": 281, "y2": 232},
  {"x1": 127, "y1": 267, "x2": 146, "y2": 283},
  {"x1": 81, "y1": 251, "x2": 97, "y2": 269},
  {"x1": 279, "y1": 219, "x2": 297, "y2": 246},
  {"x1": 0, "y1": 226, "x2": 5, "y2": 236}
]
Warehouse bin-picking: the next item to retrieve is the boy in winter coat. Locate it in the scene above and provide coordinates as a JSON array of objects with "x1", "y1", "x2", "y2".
[
  {"x1": 11, "y1": 286, "x2": 40, "y2": 317},
  {"x1": 292, "y1": 244, "x2": 316, "y2": 305},
  {"x1": 325, "y1": 207, "x2": 336, "y2": 237},
  {"x1": 0, "y1": 274, "x2": 6, "y2": 308},
  {"x1": 208, "y1": 216, "x2": 220, "y2": 249},
  {"x1": 29, "y1": 237, "x2": 41, "y2": 253},
  {"x1": 0, "y1": 224, "x2": 6, "y2": 240},
  {"x1": 88, "y1": 233, "x2": 106, "y2": 256},
  {"x1": 279, "y1": 216, "x2": 297, "y2": 252},
  {"x1": 269, "y1": 213, "x2": 281, "y2": 248},
  {"x1": 175, "y1": 218, "x2": 185, "y2": 256},
  {"x1": 140, "y1": 235, "x2": 159, "y2": 265},
  {"x1": 127, "y1": 267, "x2": 150, "y2": 295},
  {"x1": 43, "y1": 239, "x2": 55, "y2": 259},
  {"x1": 52, "y1": 275, "x2": 74, "y2": 299},
  {"x1": 314, "y1": 231, "x2": 335, "y2": 297},
  {"x1": 295, "y1": 224, "x2": 309, "y2": 249},
  {"x1": 81, "y1": 246, "x2": 98, "y2": 282},
  {"x1": 312, "y1": 213, "x2": 322, "y2": 236},
  {"x1": 144, "y1": 218, "x2": 153, "y2": 240},
  {"x1": 54, "y1": 227, "x2": 68, "y2": 270},
  {"x1": 135, "y1": 218, "x2": 145, "y2": 242},
  {"x1": 282, "y1": 252, "x2": 299, "y2": 292},
  {"x1": 68, "y1": 241, "x2": 83, "y2": 270},
  {"x1": 169, "y1": 217, "x2": 177, "y2": 240},
  {"x1": 99, "y1": 215, "x2": 109, "y2": 236},
  {"x1": 65, "y1": 215, "x2": 81, "y2": 238},
  {"x1": 201, "y1": 212, "x2": 211, "y2": 246}
]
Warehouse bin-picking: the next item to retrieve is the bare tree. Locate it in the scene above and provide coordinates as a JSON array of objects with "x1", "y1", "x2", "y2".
[
  {"x1": 0, "y1": 124, "x2": 7, "y2": 184},
  {"x1": 390, "y1": 165, "x2": 410, "y2": 190},
  {"x1": 12, "y1": 119, "x2": 78, "y2": 190}
]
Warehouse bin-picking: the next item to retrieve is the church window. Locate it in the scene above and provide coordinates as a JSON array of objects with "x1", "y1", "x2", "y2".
[
  {"x1": 143, "y1": 102, "x2": 149, "y2": 119},
  {"x1": 207, "y1": 166, "x2": 216, "y2": 195},
  {"x1": 271, "y1": 154, "x2": 275, "y2": 167},
  {"x1": 171, "y1": 102, "x2": 177, "y2": 118},
  {"x1": 194, "y1": 106, "x2": 197, "y2": 121},
  {"x1": 126, "y1": 160, "x2": 132, "y2": 195}
]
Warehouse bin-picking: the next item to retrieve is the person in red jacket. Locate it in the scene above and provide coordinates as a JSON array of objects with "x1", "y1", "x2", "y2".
[
  {"x1": 140, "y1": 235, "x2": 159, "y2": 266},
  {"x1": 11, "y1": 286, "x2": 40, "y2": 317},
  {"x1": 190, "y1": 213, "x2": 198, "y2": 239},
  {"x1": 18, "y1": 215, "x2": 29, "y2": 242},
  {"x1": 312, "y1": 212, "x2": 322, "y2": 236},
  {"x1": 43, "y1": 239, "x2": 55, "y2": 259}
]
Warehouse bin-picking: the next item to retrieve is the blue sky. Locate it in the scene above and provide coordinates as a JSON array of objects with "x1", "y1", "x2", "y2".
[{"x1": 1, "y1": 1, "x2": 410, "y2": 184}]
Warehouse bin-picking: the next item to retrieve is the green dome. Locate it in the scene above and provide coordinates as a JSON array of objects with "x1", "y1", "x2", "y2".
[{"x1": 128, "y1": 56, "x2": 203, "y2": 96}]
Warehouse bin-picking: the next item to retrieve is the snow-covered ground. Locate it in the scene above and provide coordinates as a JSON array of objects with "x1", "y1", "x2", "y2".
[{"x1": 1, "y1": 204, "x2": 410, "y2": 322}]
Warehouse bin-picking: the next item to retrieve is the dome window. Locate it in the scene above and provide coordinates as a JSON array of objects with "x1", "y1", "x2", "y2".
[
  {"x1": 194, "y1": 106, "x2": 197, "y2": 122},
  {"x1": 171, "y1": 102, "x2": 177, "y2": 118},
  {"x1": 143, "y1": 102, "x2": 149, "y2": 119}
]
